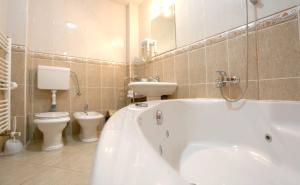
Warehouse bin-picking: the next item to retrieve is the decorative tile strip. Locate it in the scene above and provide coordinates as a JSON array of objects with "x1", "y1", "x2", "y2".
[
  {"x1": 29, "y1": 50, "x2": 126, "y2": 65},
  {"x1": 12, "y1": 44, "x2": 25, "y2": 52},
  {"x1": 151, "y1": 6, "x2": 298, "y2": 62}
]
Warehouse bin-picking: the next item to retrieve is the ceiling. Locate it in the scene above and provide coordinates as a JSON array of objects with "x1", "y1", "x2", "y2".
[{"x1": 110, "y1": 0, "x2": 145, "y2": 5}]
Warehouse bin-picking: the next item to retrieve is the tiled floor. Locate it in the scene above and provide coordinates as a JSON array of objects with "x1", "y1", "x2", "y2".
[{"x1": 0, "y1": 137, "x2": 98, "y2": 185}]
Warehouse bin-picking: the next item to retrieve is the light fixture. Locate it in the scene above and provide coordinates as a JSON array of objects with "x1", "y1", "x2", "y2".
[{"x1": 66, "y1": 22, "x2": 78, "y2": 29}]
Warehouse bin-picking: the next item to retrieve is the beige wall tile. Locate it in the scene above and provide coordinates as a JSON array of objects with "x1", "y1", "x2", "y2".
[
  {"x1": 153, "y1": 60, "x2": 164, "y2": 80},
  {"x1": 172, "y1": 85, "x2": 190, "y2": 99},
  {"x1": 87, "y1": 63, "x2": 101, "y2": 87},
  {"x1": 11, "y1": 84, "x2": 25, "y2": 116},
  {"x1": 228, "y1": 33, "x2": 258, "y2": 81},
  {"x1": 56, "y1": 90, "x2": 70, "y2": 112},
  {"x1": 206, "y1": 41, "x2": 228, "y2": 83},
  {"x1": 27, "y1": 55, "x2": 33, "y2": 86},
  {"x1": 190, "y1": 84, "x2": 207, "y2": 98},
  {"x1": 70, "y1": 62, "x2": 86, "y2": 88},
  {"x1": 258, "y1": 20, "x2": 300, "y2": 79},
  {"x1": 207, "y1": 84, "x2": 229, "y2": 99},
  {"x1": 87, "y1": 88, "x2": 101, "y2": 111},
  {"x1": 101, "y1": 64, "x2": 114, "y2": 87},
  {"x1": 162, "y1": 57, "x2": 175, "y2": 82},
  {"x1": 70, "y1": 88, "x2": 87, "y2": 112},
  {"x1": 133, "y1": 64, "x2": 145, "y2": 77},
  {"x1": 174, "y1": 53, "x2": 189, "y2": 85},
  {"x1": 26, "y1": 85, "x2": 33, "y2": 114},
  {"x1": 259, "y1": 78, "x2": 300, "y2": 101},
  {"x1": 229, "y1": 81, "x2": 259, "y2": 100},
  {"x1": 115, "y1": 65, "x2": 127, "y2": 87},
  {"x1": 189, "y1": 48, "x2": 206, "y2": 84},
  {"x1": 101, "y1": 88, "x2": 116, "y2": 111},
  {"x1": 116, "y1": 88, "x2": 126, "y2": 109},
  {"x1": 11, "y1": 51, "x2": 25, "y2": 85},
  {"x1": 33, "y1": 87, "x2": 52, "y2": 113},
  {"x1": 145, "y1": 62, "x2": 153, "y2": 77}
]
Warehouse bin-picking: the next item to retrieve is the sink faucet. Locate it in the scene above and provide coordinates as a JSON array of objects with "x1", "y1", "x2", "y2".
[
  {"x1": 149, "y1": 76, "x2": 160, "y2": 82},
  {"x1": 84, "y1": 104, "x2": 89, "y2": 114}
]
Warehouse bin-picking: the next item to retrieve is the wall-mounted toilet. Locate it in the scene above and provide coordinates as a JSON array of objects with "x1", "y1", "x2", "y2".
[
  {"x1": 34, "y1": 112, "x2": 70, "y2": 151},
  {"x1": 74, "y1": 112, "x2": 104, "y2": 142}
]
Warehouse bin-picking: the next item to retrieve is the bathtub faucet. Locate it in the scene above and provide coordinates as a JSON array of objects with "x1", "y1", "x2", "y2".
[{"x1": 216, "y1": 70, "x2": 240, "y2": 88}]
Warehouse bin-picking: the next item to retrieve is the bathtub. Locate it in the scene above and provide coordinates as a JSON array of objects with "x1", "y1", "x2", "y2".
[{"x1": 91, "y1": 99, "x2": 300, "y2": 185}]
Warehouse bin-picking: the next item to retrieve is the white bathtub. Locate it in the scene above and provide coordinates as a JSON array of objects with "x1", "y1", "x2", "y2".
[{"x1": 91, "y1": 99, "x2": 300, "y2": 185}]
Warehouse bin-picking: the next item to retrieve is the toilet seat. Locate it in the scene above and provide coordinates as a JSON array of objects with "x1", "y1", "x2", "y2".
[{"x1": 34, "y1": 112, "x2": 70, "y2": 124}]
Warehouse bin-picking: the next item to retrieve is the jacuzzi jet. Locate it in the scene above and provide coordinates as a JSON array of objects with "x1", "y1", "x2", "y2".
[
  {"x1": 166, "y1": 130, "x2": 170, "y2": 138},
  {"x1": 159, "y1": 145, "x2": 163, "y2": 156},
  {"x1": 265, "y1": 134, "x2": 272, "y2": 142}
]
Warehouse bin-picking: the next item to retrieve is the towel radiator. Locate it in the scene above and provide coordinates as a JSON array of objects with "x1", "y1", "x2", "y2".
[{"x1": 0, "y1": 32, "x2": 11, "y2": 134}]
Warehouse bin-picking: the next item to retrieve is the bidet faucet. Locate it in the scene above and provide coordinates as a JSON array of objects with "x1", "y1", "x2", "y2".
[{"x1": 84, "y1": 104, "x2": 89, "y2": 114}]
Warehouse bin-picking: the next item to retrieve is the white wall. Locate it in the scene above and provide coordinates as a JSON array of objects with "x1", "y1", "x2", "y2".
[
  {"x1": 7, "y1": 0, "x2": 27, "y2": 45},
  {"x1": 0, "y1": 0, "x2": 8, "y2": 36},
  {"x1": 176, "y1": 0, "x2": 300, "y2": 47},
  {"x1": 139, "y1": 0, "x2": 300, "y2": 48},
  {"x1": 28, "y1": 0, "x2": 127, "y2": 63}
]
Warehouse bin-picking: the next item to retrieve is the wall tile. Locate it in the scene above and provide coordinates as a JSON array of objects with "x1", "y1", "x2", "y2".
[
  {"x1": 11, "y1": 84, "x2": 25, "y2": 116},
  {"x1": 190, "y1": 84, "x2": 207, "y2": 98},
  {"x1": 258, "y1": 20, "x2": 300, "y2": 79},
  {"x1": 228, "y1": 33, "x2": 258, "y2": 81},
  {"x1": 70, "y1": 62, "x2": 86, "y2": 88},
  {"x1": 70, "y1": 88, "x2": 87, "y2": 112},
  {"x1": 162, "y1": 56, "x2": 175, "y2": 82},
  {"x1": 101, "y1": 64, "x2": 114, "y2": 87},
  {"x1": 259, "y1": 78, "x2": 300, "y2": 100},
  {"x1": 11, "y1": 51, "x2": 25, "y2": 85},
  {"x1": 207, "y1": 84, "x2": 229, "y2": 99},
  {"x1": 33, "y1": 87, "x2": 52, "y2": 113},
  {"x1": 87, "y1": 88, "x2": 101, "y2": 111},
  {"x1": 174, "y1": 53, "x2": 189, "y2": 85},
  {"x1": 101, "y1": 88, "x2": 116, "y2": 111},
  {"x1": 133, "y1": 64, "x2": 145, "y2": 77},
  {"x1": 87, "y1": 63, "x2": 101, "y2": 87},
  {"x1": 189, "y1": 48, "x2": 206, "y2": 84},
  {"x1": 229, "y1": 81, "x2": 259, "y2": 100},
  {"x1": 56, "y1": 90, "x2": 70, "y2": 112},
  {"x1": 206, "y1": 41, "x2": 228, "y2": 83},
  {"x1": 145, "y1": 62, "x2": 153, "y2": 77},
  {"x1": 116, "y1": 88, "x2": 126, "y2": 109},
  {"x1": 173, "y1": 85, "x2": 190, "y2": 99},
  {"x1": 153, "y1": 60, "x2": 163, "y2": 80},
  {"x1": 115, "y1": 65, "x2": 127, "y2": 87},
  {"x1": 26, "y1": 85, "x2": 33, "y2": 114}
]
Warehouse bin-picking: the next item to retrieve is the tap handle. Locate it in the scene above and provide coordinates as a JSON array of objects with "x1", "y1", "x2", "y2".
[{"x1": 216, "y1": 70, "x2": 227, "y2": 78}]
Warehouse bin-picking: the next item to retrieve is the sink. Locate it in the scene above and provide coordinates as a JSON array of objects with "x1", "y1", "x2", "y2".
[{"x1": 128, "y1": 82, "x2": 177, "y2": 100}]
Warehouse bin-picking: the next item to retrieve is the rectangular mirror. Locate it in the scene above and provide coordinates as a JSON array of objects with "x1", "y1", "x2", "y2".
[{"x1": 151, "y1": 4, "x2": 176, "y2": 56}]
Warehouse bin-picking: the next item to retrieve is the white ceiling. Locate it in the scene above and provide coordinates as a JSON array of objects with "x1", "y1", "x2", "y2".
[{"x1": 110, "y1": 0, "x2": 145, "y2": 5}]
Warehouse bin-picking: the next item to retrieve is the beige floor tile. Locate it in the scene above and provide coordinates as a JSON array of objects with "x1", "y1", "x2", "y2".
[{"x1": 0, "y1": 141, "x2": 97, "y2": 185}]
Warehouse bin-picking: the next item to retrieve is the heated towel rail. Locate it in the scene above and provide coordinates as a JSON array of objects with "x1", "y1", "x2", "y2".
[{"x1": 0, "y1": 32, "x2": 11, "y2": 134}]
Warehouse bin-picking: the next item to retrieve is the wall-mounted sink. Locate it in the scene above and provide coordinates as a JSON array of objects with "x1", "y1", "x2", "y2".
[{"x1": 128, "y1": 82, "x2": 177, "y2": 101}]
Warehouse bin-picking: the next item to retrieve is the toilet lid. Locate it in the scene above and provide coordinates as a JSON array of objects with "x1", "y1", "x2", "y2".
[{"x1": 35, "y1": 112, "x2": 69, "y2": 119}]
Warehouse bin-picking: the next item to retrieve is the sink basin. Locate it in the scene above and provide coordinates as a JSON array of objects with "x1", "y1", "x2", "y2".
[{"x1": 128, "y1": 82, "x2": 177, "y2": 100}]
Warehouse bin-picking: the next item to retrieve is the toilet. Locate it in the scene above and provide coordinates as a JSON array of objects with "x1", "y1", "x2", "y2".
[
  {"x1": 74, "y1": 112, "x2": 104, "y2": 142},
  {"x1": 34, "y1": 112, "x2": 70, "y2": 151}
]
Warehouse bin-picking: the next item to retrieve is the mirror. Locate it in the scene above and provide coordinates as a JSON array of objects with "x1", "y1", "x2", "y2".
[{"x1": 150, "y1": 4, "x2": 176, "y2": 56}]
